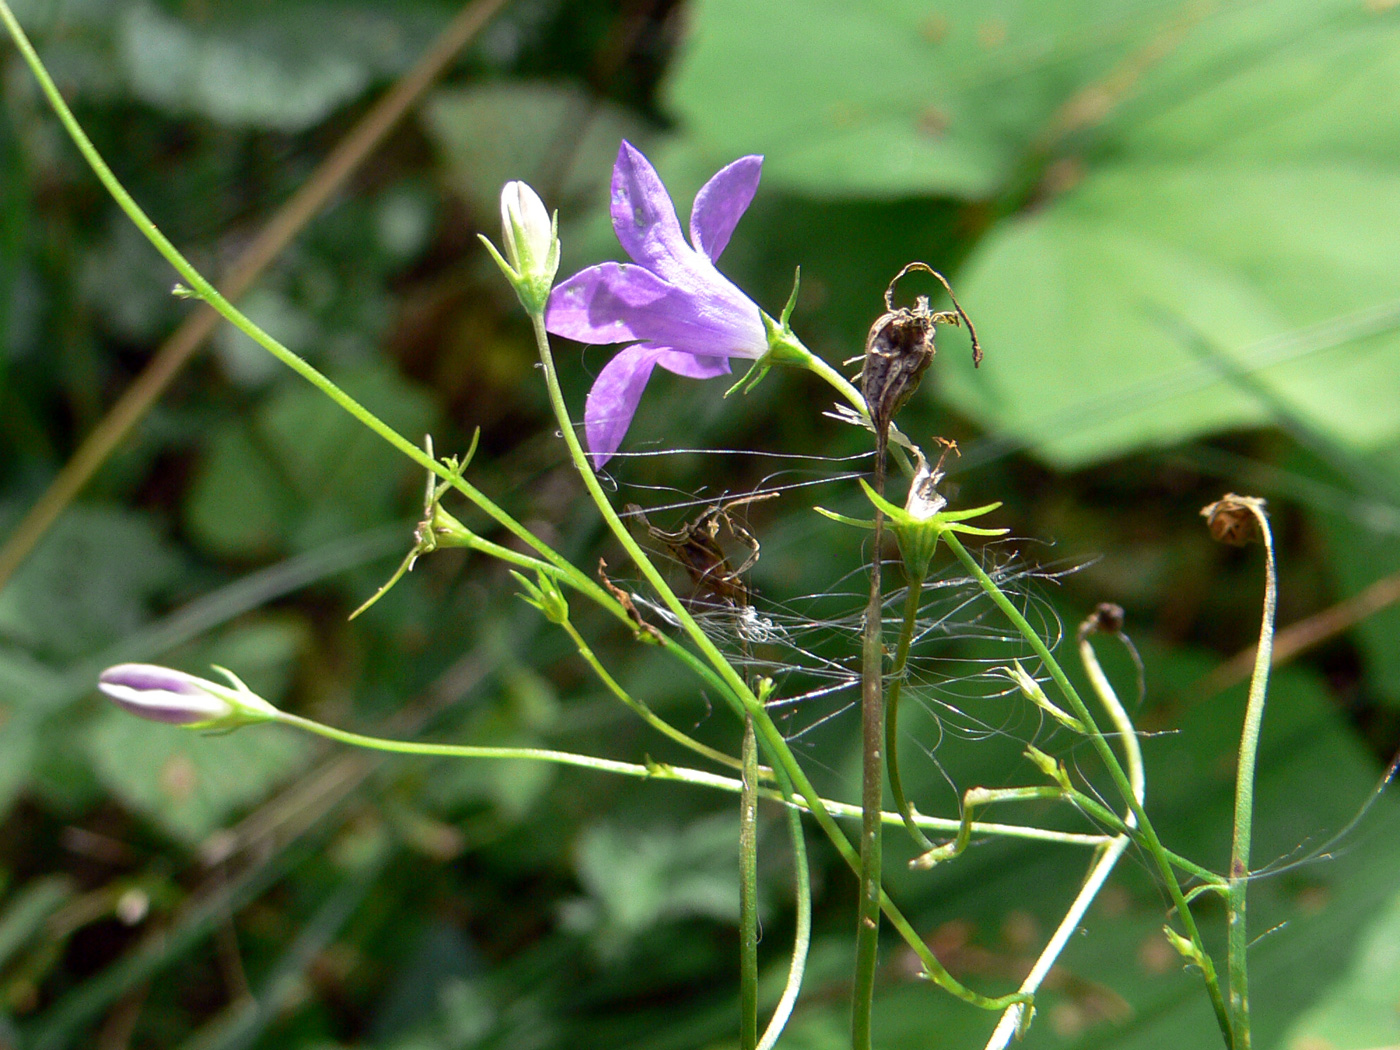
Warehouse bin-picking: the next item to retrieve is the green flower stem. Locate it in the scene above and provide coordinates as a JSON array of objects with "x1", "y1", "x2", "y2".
[
  {"x1": 942, "y1": 532, "x2": 1234, "y2": 1046},
  {"x1": 885, "y1": 571, "x2": 936, "y2": 851},
  {"x1": 1227, "y1": 503, "x2": 1277, "y2": 1050},
  {"x1": 525, "y1": 310, "x2": 1027, "y2": 1013},
  {"x1": 560, "y1": 617, "x2": 751, "y2": 774},
  {"x1": 269, "y1": 709, "x2": 1105, "y2": 847},
  {"x1": 757, "y1": 760, "x2": 811, "y2": 1050},
  {"x1": 739, "y1": 717, "x2": 760, "y2": 1050},
  {"x1": 985, "y1": 625, "x2": 1149, "y2": 1049}
]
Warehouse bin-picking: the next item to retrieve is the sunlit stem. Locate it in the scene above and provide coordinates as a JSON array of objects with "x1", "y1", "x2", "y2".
[
  {"x1": 941, "y1": 531, "x2": 1234, "y2": 1047},
  {"x1": 911, "y1": 787, "x2": 1062, "y2": 869},
  {"x1": 1227, "y1": 502, "x2": 1277, "y2": 1050},
  {"x1": 559, "y1": 617, "x2": 757, "y2": 775},
  {"x1": 743, "y1": 700, "x2": 1031, "y2": 1013},
  {"x1": 268, "y1": 709, "x2": 1114, "y2": 849},
  {"x1": 739, "y1": 717, "x2": 760, "y2": 1050},
  {"x1": 757, "y1": 761, "x2": 811, "y2": 1050},
  {"x1": 886, "y1": 571, "x2": 936, "y2": 851},
  {"x1": 984, "y1": 624, "x2": 1148, "y2": 1049}
]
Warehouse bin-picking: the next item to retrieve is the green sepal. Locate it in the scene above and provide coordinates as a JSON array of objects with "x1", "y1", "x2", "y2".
[{"x1": 510, "y1": 569, "x2": 569, "y2": 625}]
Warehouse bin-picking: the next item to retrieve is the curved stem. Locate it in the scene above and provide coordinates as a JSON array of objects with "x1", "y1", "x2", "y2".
[
  {"x1": 1227, "y1": 502, "x2": 1277, "y2": 1050},
  {"x1": 942, "y1": 532, "x2": 1233, "y2": 1046},
  {"x1": 885, "y1": 573, "x2": 936, "y2": 850},
  {"x1": 561, "y1": 617, "x2": 750, "y2": 774}
]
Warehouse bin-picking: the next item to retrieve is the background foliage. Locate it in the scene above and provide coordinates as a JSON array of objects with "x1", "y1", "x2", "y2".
[{"x1": 2, "y1": 0, "x2": 1399, "y2": 1047}]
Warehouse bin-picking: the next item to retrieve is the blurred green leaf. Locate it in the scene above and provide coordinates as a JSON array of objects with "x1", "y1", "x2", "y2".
[
  {"x1": 561, "y1": 814, "x2": 741, "y2": 960},
  {"x1": 83, "y1": 709, "x2": 309, "y2": 844},
  {"x1": 1311, "y1": 440, "x2": 1400, "y2": 708},
  {"x1": 1280, "y1": 879, "x2": 1400, "y2": 1048},
  {"x1": 0, "y1": 506, "x2": 179, "y2": 662},
  {"x1": 942, "y1": 4, "x2": 1400, "y2": 465},
  {"x1": 116, "y1": 1, "x2": 447, "y2": 132},
  {"x1": 666, "y1": 0, "x2": 1172, "y2": 199},
  {"x1": 422, "y1": 81, "x2": 643, "y2": 219},
  {"x1": 185, "y1": 364, "x2": 436, "y2": 558}
]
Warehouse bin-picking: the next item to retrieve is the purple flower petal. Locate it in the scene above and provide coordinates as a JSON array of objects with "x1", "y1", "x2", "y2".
[
  {"x1": 547, "y1": 263, "x2": 764, "y2": 358},
  {"x1": 98, "y1": 663, "x2": 233, "y2": 725},
  {"x1": 655, "y1": 350, "x2": 731, "y2": 379},
  {"x1": 690, "y1": 155, "x2": 762, "y2": 261},
  {"x1": 610, "y1": 141, "x2": 693, "y2": 283},
  {"x1": 585, "y1": 344, "x2": 666, "y2": 467}
]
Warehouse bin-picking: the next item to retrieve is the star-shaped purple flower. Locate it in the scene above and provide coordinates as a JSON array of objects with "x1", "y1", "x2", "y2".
[{"x1": 546, "y1": 141, "x2": 767, "y2": 466}]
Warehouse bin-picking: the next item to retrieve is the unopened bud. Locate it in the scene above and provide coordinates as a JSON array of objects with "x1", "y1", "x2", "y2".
[
  {"x1": 97, "y1": 663, "x2": 278, "y2": 730},
  {"x1": 484, "y1": 181, "x2": 560, "y2": 314}
]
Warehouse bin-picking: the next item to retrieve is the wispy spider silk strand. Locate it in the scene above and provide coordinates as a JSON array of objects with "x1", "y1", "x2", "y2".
[
  {"x1": 525, "y1": 311, "x2": 1030, "y2": 1014},
  {"x1": 1227, "y1": 501, "x2": 1278, "y2": 1050},
  {"x1": 985, "y1": 623, "x2": 1146, "y2": 1049},
  {"x1": 940, "y1": 532, "x2": 1235, "y2": 1046}
]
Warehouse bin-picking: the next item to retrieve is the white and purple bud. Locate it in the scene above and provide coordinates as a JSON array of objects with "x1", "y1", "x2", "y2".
[{"x1": 97, "y1": 663, "x2": 278, "y2": 730}]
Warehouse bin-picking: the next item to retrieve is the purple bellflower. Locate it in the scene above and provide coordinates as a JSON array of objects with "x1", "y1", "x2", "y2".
[
  {"x1": 98, "y1": 663, "x2": 278, "y2": 729},
  {"x1": 545, "y1": 142, "x2": 774, "y2": 466}
]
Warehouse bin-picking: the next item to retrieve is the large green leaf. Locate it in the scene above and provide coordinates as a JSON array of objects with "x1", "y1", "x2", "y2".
[
  {"x1": 666, "y1": 0, "x2": 1172, "y2": 199},
  {"x1": 943, "y1": 6, "x2": 1400, "y2": 464},
  {"x1": 667, "y1": 0, "x2": 1400, "y2": 466},
  {"x1": 116, "y1": 1, "x2": 447, "y2": 132},
  {"x1": 1280, "y1": 881, "x2": 1400, "y2": 1048}
]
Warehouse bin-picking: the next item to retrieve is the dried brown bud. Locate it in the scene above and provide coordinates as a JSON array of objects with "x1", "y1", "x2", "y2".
[
  {"x1": 1078, "y1": 602, "x2": 1125, "y2": 640},
  {"x1": 860, "y1": 263, "x2": 979, "y2": 439},
  {"x1": 1201, "y1": 494, "x2": 1267, "y2": 546}
]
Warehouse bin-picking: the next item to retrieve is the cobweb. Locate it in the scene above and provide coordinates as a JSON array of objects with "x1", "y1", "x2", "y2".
[{"x1": 597, "y1": 445, "x2": 1083, "y2": 808}]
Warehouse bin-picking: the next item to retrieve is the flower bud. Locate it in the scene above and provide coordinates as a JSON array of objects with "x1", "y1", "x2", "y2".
[
  {"x1": 487, "y1": 181, "x2": 559, "y2": 314},
  {"x1": 97, "y1": 663, "x2": 278, "y2": 730}
]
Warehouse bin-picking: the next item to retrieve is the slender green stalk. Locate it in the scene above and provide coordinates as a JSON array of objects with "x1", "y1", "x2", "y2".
[
  {"x1": 985, "y1": 623, "x2": 1148, "y2": 1049},
  {"x1": 744, "y1": 703, "x2": 1030, "y2": 1013},
  {"x1": 739, "y1": 718, "x2": 760, "y2": 1050},
  {"x1": 941, "y1": 532, "x2": 1234, "y2": 1046},
  {"x1": 756, "y1": 761, "x2": 811, "y2": 1050},
  {"x1": 560, "y1": 617, "x2": 749, "y2": 773},
  {"x1": 885, "y1": 572, "x2": 936, "y2": 850},
  {"x1": 269, "y1": 710, "x2": 1103, "y2": 846},
  {"x1": 1226, "y1": 501, "x2": 1277, "y2": 1050}
]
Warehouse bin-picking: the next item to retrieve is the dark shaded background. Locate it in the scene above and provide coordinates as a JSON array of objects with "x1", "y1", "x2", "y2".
[{"x1": 2, "y1": 1, "x2": 1400, "y2": 1047}]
